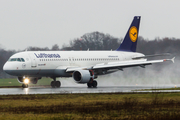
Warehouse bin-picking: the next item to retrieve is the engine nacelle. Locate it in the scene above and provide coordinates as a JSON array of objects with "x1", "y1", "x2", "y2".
[
  {"x1": 17, "y1": 77, "x2": 41, "y2": 84},
  {"x1": 72, "y1": 70, "x2": 94, "y2": 83}
]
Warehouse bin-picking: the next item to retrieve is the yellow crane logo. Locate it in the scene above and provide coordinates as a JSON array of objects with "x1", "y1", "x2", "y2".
[{"x1": 129, "y1": 26, "x2": 138, "y2": 42}]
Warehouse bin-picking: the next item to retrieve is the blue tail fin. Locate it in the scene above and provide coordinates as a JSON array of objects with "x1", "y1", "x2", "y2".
[{"x1": 116, "y1": 16, "x2": 141, "y2": 52}]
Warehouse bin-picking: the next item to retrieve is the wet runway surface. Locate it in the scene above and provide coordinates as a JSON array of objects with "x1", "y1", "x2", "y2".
[{"x1": 0, "y1": 85, "x2": 180, "y2": 95}]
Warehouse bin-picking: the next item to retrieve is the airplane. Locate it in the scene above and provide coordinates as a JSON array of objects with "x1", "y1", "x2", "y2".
[{"x1": 3, "y1": 16, "x2": 174, "y2": 88}]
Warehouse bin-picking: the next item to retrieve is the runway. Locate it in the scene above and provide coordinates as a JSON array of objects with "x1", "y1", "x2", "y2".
[{"x1": 0, "y1": 85, "x2": 179, "y2": 95}]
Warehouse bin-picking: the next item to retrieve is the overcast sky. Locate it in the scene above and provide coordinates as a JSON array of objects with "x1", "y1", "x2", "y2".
[{"x1": 0, "y1": 0, "x2": 180, "y2": 50}]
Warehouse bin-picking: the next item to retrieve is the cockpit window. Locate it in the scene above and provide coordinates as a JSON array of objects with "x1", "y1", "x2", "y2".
[
  {"x1": 17, "y1": 58, "x2": 21, "y2": 62},
  {"x1": 21, "y1": 58, "x2": 25, "y2": 62},
  {"x1": 8, "y1": 58, "x2": 25, "y2": 62},
  {"x1": 8, "y1": 58, "x2": 17, "y2": 61}
]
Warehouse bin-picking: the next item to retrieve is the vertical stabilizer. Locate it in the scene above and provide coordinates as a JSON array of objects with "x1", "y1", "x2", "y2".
[{"x1": 116, "y1": 16, "x2": 141, "y2": 52}]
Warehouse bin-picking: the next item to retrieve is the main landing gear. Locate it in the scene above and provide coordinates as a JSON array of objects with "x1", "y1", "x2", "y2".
[
  {"x1": 51, "y1": 77, "x2": 61, "y2": 88},
  {"x1": 87, "y1": 80, "x2": 97, "y2": 88}
]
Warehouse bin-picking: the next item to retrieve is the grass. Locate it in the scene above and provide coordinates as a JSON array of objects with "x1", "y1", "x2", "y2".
[{"x1": 0, "y1": 93, "x2": 180, "y2": 119}]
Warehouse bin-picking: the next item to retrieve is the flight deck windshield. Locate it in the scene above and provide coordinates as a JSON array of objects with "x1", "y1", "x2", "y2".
[{"x1": 8, "y1": 58, "x2": 25, "y2": 62}]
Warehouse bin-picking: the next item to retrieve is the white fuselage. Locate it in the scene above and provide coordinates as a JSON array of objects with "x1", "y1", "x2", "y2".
[{"x1": 3, "y1": 51, "x2": 144, "y2": 78}]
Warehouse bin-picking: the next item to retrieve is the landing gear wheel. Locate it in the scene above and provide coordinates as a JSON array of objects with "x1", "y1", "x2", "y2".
[
  {"x1": 51, "y1": 81, "x2": 55, "y2": 88},
  {"x1": 87, "y1": 82, "x2": 92, "y2": 88},
  {"x1": 51, "y1": 81, "x2": 61, "y2": 88},
  {"x1": 55, "y1": 81, "x2": 61, "y2": 88},
  {"x1": 92, "y1": 80, "x2": 97, "y2": 88},
  {"x1": 22, "y1": 84, "x2": 28, "y2": 88},
  {"x1": 87, "y1": 80, "x2": 98, "y2": 88}
]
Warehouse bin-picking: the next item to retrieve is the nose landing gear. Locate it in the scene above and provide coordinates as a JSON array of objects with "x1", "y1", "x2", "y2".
[{"x1": 22, "y1": 84, "x2": 28, "y2": 88}]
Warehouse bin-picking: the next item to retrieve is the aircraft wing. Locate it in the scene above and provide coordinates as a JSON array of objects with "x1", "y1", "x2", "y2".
[
  {"x1": 132, "y1": 53, "x2": 171, "y2": 60},
  {"x1": 66, "y1": 57, "x2": 175, "y2": 72},
  {"x1": 93, "y1": 59, "x2": 164, "y2": 70}
]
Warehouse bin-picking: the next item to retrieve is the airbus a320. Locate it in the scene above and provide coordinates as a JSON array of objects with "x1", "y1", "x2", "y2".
[{"x1": 3, "y1": 16, "x2": 174, "y2": 88}]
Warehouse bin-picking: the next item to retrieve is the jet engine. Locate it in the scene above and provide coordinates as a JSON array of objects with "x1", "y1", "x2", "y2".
[
  {"x1": 17, "y1": 77, "x2": 41, "y2": 84},
  {"x1": 72, "y1": 70, "x2": 94, "y2": 83}
]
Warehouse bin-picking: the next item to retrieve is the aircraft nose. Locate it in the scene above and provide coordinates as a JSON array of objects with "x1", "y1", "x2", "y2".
[
  {"x1": 3, "y1": 62, "x2": 8, "y2": 72},
  {"x1": 3, "y1": 62, "x2": 11, "y2": 74},
  {"x1": 3, "y1": 62, "x2": 20, "y2": 76}
]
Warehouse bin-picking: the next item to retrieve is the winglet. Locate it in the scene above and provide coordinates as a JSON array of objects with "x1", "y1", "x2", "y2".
[
  {"x1": 164, "y1": 57, "x2": 175, "y2": 63},
  {"x1": 116, "y1": 16, "x2": 141, "y2": 52},
  {"x1": 171, "y1": 57, "x2": 175, "y2": 63}
]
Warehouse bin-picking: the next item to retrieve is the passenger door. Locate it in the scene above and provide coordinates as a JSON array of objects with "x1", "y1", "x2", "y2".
[{"x1": 28, "y1": 53, "x2": 37, "y2": 67}]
